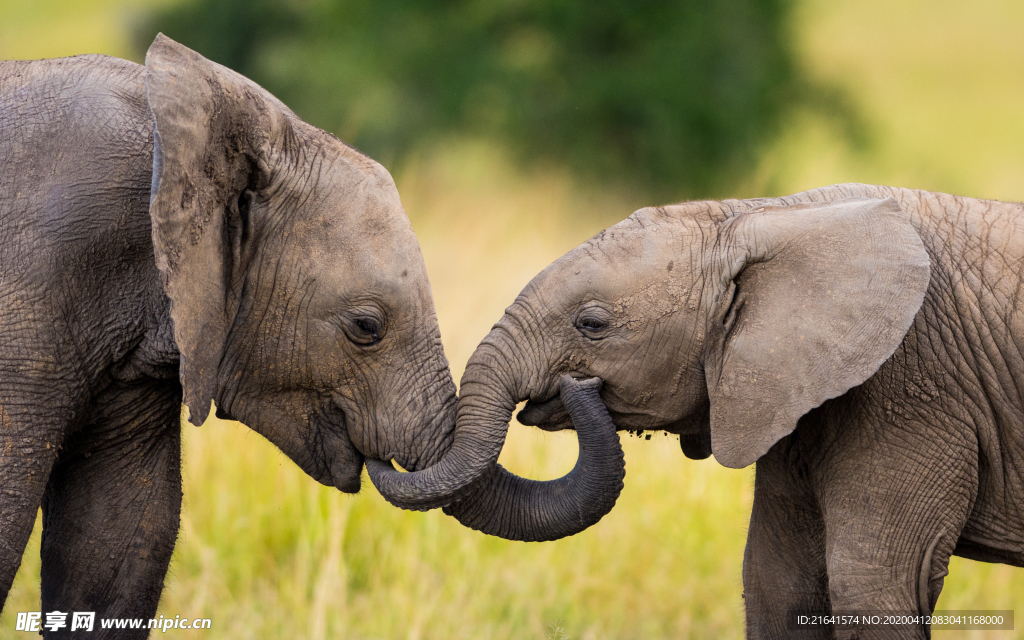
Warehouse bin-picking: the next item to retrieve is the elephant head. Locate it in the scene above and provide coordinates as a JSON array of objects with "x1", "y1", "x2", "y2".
[
  {"x1": 149, "y1": 36, "x2": 626, "y2": 538},
  {"x1": 381, "y1": 195, "x2": 929, "y2": 504},
  {"x1": 146, "y1": 35, "x2": 457, "y2": 493}
]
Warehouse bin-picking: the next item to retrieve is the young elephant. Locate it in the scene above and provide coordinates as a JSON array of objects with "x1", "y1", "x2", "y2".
[
  {"x1": 463, "y1": 183, "x2": 1024, "y2": 639},
  {"x1": 0, "y1": 35, "x2": 624, "y2": 629},
  {"x1": 0, "y1": 35, "x2": 456, "y2": 624}
]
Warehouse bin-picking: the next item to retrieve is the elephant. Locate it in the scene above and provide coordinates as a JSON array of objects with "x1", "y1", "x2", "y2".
[
  {"x1": 0, "y1": 35, "x2": 625, "y2": 634},
  {"x1": 451, "y1": 183, "x2": 1024, "y2": 639}
]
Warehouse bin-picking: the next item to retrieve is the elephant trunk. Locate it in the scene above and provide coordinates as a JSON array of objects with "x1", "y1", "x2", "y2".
[
  {"x1": 442, "y1": 374, "x2": 625, "y2": 541},
  {"x1": 367, "y1": 320, "x2": 626, "y2": 541},
  {"x1": 364, "y1": 326, "x2": 524, "y2": 511}
]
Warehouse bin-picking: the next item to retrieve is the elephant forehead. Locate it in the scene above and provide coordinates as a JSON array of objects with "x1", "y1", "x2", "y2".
[
  {"x1": 288, "y1": 171, "x2": 427, "y2": 282},
  {"x1": 296, "y1": 231, "x2": 430, "y2": 298},
  {"x1": 610, "y1": 279, "x2": 696, "y2": 320},
  {"x1": 273, "y1": 210, "x2": 430, "y2": 317},
  {"x1": 528, "y1": 218, "x2": 691, "y2": 299},
  {"x1": 286, "y1": 139, "x2": 411, "y2": 244},
  {"x1": 576, "y1": 209, "x2": 704, "y2": 268}
]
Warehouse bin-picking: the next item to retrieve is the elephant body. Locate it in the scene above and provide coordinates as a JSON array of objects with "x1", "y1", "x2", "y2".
[
  {"x1": 475, "y1": 183, "x2": 1023, "y2": 639},
  {"x1": 1, "y1": 52, "x2": 184, "y2": 621},
  {"x1": 731, "y1": 185, "x2": 1023, "y2": 638}
]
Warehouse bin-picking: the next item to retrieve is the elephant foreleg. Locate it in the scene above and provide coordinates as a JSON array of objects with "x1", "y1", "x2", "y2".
[
  {"x1": 39, "y1": 381, "x2": 182, "y2": 638},
  {"x1": 0, "y1": 398, "x2": 65, "y2": 604},
  {"x1": 743, "y1": 441, "x2": 831, "y2": 640},
  {"x1": 818, "y1": 422, "x2": 976, "y2": 640}
]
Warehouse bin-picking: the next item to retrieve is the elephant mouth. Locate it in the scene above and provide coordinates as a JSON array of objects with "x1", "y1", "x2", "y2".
[
  {"x1": 519, "y1": 383, "x2": 667, "y2": 434},
  {"x1": 221, "y1": 393, "x2": 369, "y2": 494},
  {"x1": 327, "y1": 389, "x2": 456, "y2": 493},
  {"x1": 315, "y1": 404, "x2": 368, "y2": 494},
  {"x1": 517, "y1": 394, "x2": 573, "y2": 431},
  {"x1": 330, "y1": 452, "x2": 366, "y2": 494}
]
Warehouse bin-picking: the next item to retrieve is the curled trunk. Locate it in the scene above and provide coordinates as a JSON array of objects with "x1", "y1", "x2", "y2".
[
  {"x1": 364, "y1": 341, "x2": 512, "y2": 511},
  {"x1": 367, "y1": 325, "x2": 626, "y2": 540},
  {"x1": 443, "y1": 375, "x2": 625, "y2": 541}
]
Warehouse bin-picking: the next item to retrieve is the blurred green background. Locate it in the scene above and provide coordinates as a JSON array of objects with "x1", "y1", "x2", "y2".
[{"x1": 2, "y1": 0, "x2": 1023, "y2": 638}]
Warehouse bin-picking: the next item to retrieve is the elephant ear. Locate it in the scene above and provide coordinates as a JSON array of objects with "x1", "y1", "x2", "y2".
[
  {"x1": 703, "y1": 197, "x2": 930, "y2": 468},
  {"x1": 146, "y1": 34, "x2": 290, "y2": 425}
]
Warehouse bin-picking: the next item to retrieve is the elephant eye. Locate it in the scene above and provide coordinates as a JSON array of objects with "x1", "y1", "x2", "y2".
[
  {"x1": 345, "y1": 313, "x2": 386, "y2": 346},
  {"x1": 575, "y1": 307, "x2": 612, "y2": 339}
]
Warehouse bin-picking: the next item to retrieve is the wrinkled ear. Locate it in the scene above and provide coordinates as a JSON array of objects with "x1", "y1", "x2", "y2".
[
  {"x1": 703, "y1": 198, "x2": 930, "y2": 468},
  {"x1": 146, "y1": 34, "x2": 289, "y2": 425}
]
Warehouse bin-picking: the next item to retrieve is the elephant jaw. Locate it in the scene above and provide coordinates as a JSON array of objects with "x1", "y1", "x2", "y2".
[
  {"x1": 257, "y1": 405, "x2": 366, "y2": 494},
  {"x1": 309, "y1": 412, "x2": 366, "y2": 494}
]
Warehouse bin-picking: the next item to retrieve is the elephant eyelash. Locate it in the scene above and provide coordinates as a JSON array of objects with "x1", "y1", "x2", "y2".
[
  {"x1": 575, "y1": 310, "x2": 612, "y2": 339},
  {"x1": 579, "y1": 317, "x2": 608, "y2": 330}
]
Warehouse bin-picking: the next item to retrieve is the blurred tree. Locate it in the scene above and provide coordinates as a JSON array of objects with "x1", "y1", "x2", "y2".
[{"x1": 136, "y1": 0, "x2": 857, "y2": 199}]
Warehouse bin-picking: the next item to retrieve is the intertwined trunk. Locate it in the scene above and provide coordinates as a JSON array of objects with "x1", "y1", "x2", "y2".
[
  {"x1": 367, "y1": 321, "x2": 626, "y2": 541},
  {"x1": 443, "y1": 373, "x2": 624, "y2": 541}
]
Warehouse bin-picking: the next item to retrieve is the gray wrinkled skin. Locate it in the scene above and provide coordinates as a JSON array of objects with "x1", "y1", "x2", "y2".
[
  {"x1": 498, "y1": 184, "x2": 1023, "y2": 639},
  {"x1": 0, "y1": 36, "x2": 456, "y2": 632}
]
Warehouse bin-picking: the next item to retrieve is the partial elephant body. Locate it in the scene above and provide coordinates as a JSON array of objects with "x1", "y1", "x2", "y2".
[
  {"x1": 478, "y1": 182, "x2": 1023, "y2": 639},
  {"x1": 0, "y1": 40, "x2": 464, "y2": 634},
  {"x1": 0, "y1": 55, "x2": 181, "y2": 620},
  {"x1": 728, "y1": 185, "x2": 1023, "y2": 638},
  {"x1": 734, "y1": 184, "x2": 1023, "y2": 566}
]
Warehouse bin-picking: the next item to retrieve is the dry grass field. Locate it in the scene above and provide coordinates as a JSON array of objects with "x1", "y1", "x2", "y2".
[{"x1": 2, "y1": 1, "x2": 1024, "y2": 638}]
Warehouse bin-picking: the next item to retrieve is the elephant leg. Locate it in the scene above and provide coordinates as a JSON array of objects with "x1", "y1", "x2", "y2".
[
  {"x1": 0, "y1": 399, "x2": 66, "y2": 604},
  {"x1": 39, "y1": 381, "x2": 182, "y2": 638},
  {"x1": 818, "y1": 422, "x2": 976, "y2": 640},
  {"x1": 743, "y1": 439, "x2": 831, "y2": 640}
]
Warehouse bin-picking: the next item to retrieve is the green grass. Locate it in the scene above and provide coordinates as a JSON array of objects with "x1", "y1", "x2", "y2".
[
  {"x1": 0, "y1": 421, "x2": 754, "y2": 639},
  {"x1": 2, "y1": 1, "x2": 1024, "y2": 638}
]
